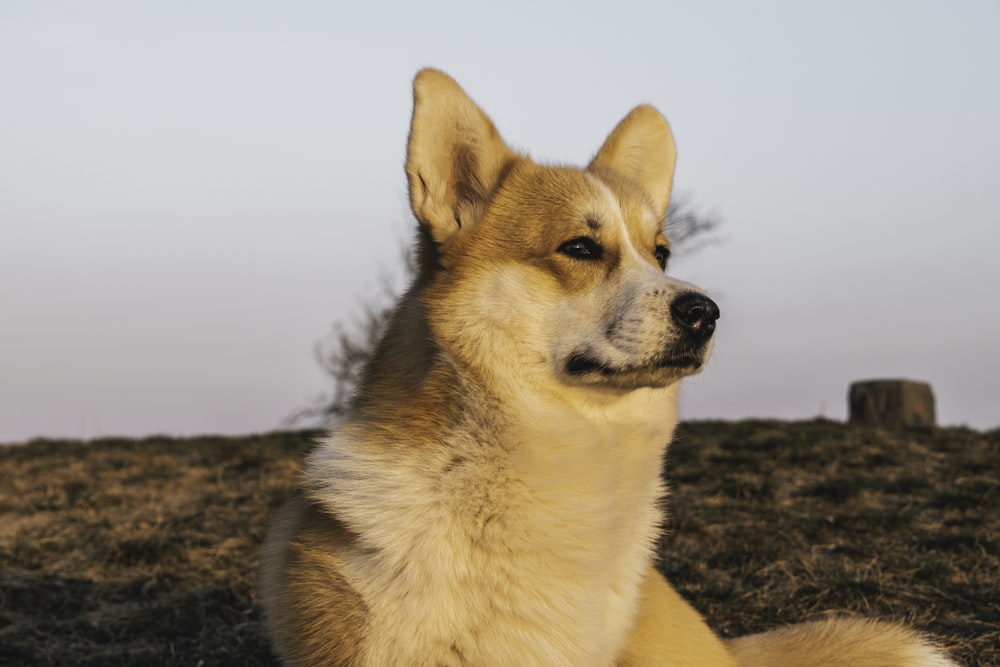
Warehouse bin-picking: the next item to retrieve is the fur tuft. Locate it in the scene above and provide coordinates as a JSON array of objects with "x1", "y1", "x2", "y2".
[{"x1": 726, "y1": 617, "x2": 959, "y2": 667}]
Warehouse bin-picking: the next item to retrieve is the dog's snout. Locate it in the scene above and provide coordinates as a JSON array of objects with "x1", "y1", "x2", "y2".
[{"x1": 670, "y1": 292, "x2": 720, "y2": 340}]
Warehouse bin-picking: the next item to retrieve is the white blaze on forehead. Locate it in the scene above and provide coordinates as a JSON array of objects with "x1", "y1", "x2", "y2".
[{"x1": 586, "y1": 173, "x2": 658, "y2": 268}]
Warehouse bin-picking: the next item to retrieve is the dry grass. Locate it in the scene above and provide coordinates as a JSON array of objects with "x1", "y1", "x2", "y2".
[{"x1": 0, "y1": 421, "x2": 996, "y2": 665}]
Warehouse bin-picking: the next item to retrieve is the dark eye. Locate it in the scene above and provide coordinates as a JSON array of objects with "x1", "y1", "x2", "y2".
[
  {"x1": 558, "y1": 237, "x2": 604, "y2": 261},
  {"x1": 654, "y1": 244, "x2": 671, "y2": 270}
]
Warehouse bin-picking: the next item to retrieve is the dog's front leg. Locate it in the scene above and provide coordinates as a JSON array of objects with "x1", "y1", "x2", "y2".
[{"x1": 618, "y1": 566, "x2": 739, "y2": 667}]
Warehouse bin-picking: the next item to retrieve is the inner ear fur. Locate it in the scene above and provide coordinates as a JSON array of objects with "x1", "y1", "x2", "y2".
[
  {"x1": 588, "y1": 105, "x2": 677, "y2": 220},
  {"x1": 405, "y1": 69, "x2": 516, "y2": 244}
]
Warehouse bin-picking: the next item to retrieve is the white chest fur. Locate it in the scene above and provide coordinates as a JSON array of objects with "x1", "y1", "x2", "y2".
[{"x1": 306, "y1": 391, "x2": 677, "y2": 666}]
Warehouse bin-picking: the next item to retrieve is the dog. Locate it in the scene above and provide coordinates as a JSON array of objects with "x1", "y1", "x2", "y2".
[{"x1": 259, "y1": 69, "x2": 958, "y2": 666}]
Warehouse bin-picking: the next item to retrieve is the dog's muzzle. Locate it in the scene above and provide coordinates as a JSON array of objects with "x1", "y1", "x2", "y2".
[{"x1": 561, "y1": 290, "x2": 720, "y2": 388}]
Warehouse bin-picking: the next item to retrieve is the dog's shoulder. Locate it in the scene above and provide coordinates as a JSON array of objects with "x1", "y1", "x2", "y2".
[{"x1": 259, "y1": 494, "x2": 368, "y2": 667}]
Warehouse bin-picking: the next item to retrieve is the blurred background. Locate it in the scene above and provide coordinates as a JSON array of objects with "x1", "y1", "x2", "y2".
[{"x1": 3, "y1": 0, "x2": 998, "y2": 441}]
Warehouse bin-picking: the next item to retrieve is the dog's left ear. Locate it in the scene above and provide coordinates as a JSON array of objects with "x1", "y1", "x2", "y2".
[
  {"x1": 406, "y1": 69, "x2": 516, "y2": 244},
  {"x1": 588, "y1": 105, "x2": 677, "y2": 219}
]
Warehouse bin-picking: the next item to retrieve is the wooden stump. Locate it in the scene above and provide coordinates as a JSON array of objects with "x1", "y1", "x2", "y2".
[{"x1": 848, "y1": 379, "x2": 936, "y2": 427}]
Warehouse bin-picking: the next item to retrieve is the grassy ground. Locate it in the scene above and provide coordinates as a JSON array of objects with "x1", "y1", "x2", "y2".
[{"x1": 0, "y1": 420, "x2": 996, "y2": 666}]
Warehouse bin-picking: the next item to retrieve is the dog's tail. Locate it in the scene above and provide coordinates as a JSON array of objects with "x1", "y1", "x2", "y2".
[{"x1": 725, "y1": 617, "x2": 959, "y2": 667}]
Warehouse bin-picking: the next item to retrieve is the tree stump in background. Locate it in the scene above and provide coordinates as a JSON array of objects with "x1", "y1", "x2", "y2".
[{"x1": 848, "y1": 379, "x2": 936, "y2": 427}]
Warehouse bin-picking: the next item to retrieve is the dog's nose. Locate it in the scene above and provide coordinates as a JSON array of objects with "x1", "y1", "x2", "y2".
[{"x1": 670, "y1": 292, "x2": 720, "y2": 341}]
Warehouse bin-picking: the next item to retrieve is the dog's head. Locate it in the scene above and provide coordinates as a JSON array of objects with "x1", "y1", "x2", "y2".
[{"x1": 404, "y1": 69, "x2": 718, "y2": 402}]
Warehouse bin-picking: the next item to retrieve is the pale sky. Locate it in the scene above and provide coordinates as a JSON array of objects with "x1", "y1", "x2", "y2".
[{"x1": 3, "y1": 0, "x2": 999, "y2": 441}]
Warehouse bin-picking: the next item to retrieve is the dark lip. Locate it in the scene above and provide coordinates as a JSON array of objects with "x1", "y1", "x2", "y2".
[{"x1": 565, "y1": 352, "x2": 703, "y2": 377}]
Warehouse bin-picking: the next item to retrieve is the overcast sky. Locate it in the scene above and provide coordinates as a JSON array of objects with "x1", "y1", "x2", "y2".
[{"x1": 3, "y1": 1, "x2": 999, "y2": 442}]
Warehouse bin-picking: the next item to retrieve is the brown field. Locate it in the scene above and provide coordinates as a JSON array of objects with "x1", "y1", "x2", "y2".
[{"x1": 1, "y1": 420, "x2": 996, "y2": 666}]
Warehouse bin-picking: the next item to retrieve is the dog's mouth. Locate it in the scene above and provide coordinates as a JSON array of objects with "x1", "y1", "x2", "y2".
[{"x1": 563, "y1": 350, "x2": 705, "y2": 388}]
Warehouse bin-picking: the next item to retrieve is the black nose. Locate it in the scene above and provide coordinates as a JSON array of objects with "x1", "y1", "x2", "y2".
[{"x1": 670, "y1": 292, "x2": 720, "y2": 341}]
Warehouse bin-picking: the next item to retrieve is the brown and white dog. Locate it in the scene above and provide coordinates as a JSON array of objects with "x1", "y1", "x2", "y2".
[{"x1": 259, "y1": 69, "x2": 958, "y2": 666}]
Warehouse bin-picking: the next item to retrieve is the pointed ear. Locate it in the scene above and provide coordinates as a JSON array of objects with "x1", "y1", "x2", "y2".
[
  {"x1": 405, "y1": 69, "x2": 515, "y2": 244},
  {"x1": 588, "y1": 105, "x2": 677, "y2": 219}
]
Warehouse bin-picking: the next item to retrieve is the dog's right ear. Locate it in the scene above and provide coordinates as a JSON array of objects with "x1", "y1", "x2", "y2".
[{"x1": 406, "y1": 69, "x2": 515, "y2": 244}]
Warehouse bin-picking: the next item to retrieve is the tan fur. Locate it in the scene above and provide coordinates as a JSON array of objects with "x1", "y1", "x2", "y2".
[
  {"x1": 619, "y1": 567, "x2": 738, "y2": 667},
  {"x1": 726, "y1": 618, "x2": 958, "y2": 667},
  {"x1": 259, "y1": 69, "x2": 959, "y2": 666},
  {"x1": 260, "y1": 496, "x2": 369, "y2": 666}
]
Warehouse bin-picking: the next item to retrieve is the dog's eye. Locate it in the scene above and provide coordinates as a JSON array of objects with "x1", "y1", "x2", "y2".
[
  {"x1": 654, "y1": 244, "x2": 671, "y2": 270},
  {"x1": 558, "y1": 237, "x2": 604, "y2": 261}
]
